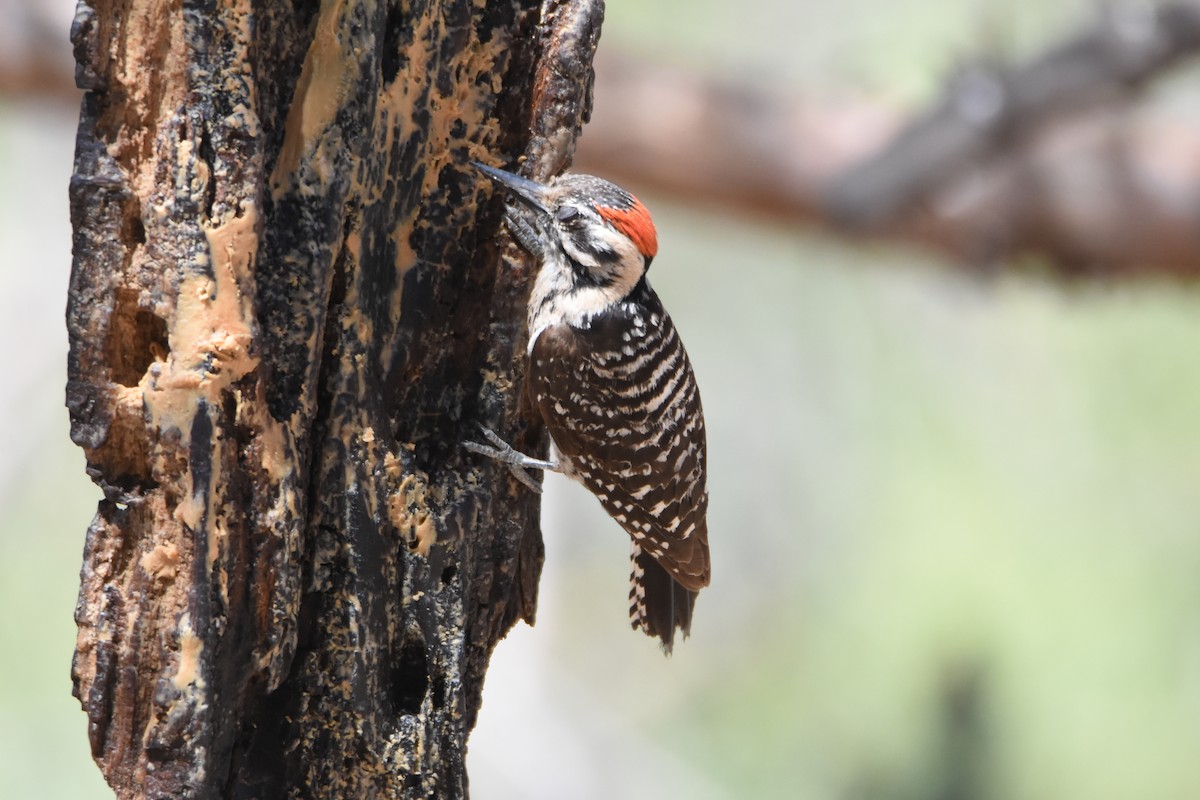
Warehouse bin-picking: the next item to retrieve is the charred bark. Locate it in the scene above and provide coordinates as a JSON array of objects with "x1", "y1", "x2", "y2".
[{"x1": 66, "y1": 1, "x2": 603, "y2": 797}]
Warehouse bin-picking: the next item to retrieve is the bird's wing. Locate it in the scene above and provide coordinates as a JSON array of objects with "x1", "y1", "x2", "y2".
[{"x1": 528, "y1": 301, "x2": 710, "y2": 592}]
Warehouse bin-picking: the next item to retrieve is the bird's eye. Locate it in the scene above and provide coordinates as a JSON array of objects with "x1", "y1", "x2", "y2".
[{"x1": 556, "y1": 206, "x2": 580, "y2": 222}]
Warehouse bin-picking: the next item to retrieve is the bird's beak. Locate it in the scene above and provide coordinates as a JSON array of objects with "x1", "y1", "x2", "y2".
[{"x1": 472, "y1": 162, "x2": 552, "y2": 215}]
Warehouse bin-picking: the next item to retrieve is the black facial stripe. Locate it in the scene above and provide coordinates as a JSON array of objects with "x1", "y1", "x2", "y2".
[
  {"x1": 556, "y1": 241, "x2": 616, "y2": 289},
  {"x1": 569, "y1": 229, "x2": 619, "y2": 263},
  {"x1": 567, "y1": 255, "x2": 615, "y2": 288}
]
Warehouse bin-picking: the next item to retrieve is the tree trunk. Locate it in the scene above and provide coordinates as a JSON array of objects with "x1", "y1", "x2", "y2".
[{"x1": 66, "y1": 1, "x2": 603, "y2": 797}]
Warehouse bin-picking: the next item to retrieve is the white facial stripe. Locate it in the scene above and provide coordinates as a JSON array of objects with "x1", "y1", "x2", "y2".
[{"x1": 560, "y1": 236, "x2": 601, "y2": 270}]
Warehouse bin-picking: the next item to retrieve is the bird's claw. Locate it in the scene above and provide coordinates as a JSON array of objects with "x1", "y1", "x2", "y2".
[{"x1": 462, "y1": 425, "x2": 549, "y2": 494}]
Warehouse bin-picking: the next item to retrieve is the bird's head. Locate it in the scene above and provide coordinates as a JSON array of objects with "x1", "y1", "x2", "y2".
[{"x1": 474, "y1": 162, "x2": 658, "y2": 289}]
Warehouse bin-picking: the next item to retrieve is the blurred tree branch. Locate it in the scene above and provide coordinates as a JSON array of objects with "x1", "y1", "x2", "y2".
[
  {"x1": 577, "y1": 2, "x2": 1200, "y2": 276},
  {"x1": 0, "y1": 0, "x2": 79, "y2": 101},
  {"x1": 10, "y1": 4, "x2": 1200, "y2": 275}
]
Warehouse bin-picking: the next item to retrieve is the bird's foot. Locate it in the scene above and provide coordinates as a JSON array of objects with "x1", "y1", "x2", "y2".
[{"x1": 463, "y1": 425, "x2": 558, "y2": 494}]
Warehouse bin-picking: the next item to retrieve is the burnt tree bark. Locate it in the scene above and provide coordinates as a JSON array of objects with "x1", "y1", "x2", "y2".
[{"x1": 66, "y1": 1, "x2": 603, "y2": 797}]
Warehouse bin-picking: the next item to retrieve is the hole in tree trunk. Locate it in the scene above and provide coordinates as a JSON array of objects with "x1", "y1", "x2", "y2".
[
  {"x1": 391, "y1": 631, "x2": 429, "y2": 715},
  {"x1": 106, "y1": 289, "x2": 169, "y2": 388}
]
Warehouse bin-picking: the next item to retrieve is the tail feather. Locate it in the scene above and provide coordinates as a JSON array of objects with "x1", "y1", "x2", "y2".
[{"x1": 629, "y1": 544, "x2": 698, "y2": 654}]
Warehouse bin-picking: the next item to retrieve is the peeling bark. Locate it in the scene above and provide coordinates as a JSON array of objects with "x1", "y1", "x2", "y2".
[{"x1": 67, "y1": 1, "x2": 604, "y2": 797}]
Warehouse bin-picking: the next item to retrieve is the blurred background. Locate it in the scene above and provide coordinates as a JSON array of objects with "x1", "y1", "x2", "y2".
[{"x1": 4, "y1": 0, "x2": 1200, "y2": 798}]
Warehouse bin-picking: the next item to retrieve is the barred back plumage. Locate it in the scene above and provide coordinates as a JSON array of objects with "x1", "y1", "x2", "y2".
[{"x1": 528, "y1": 278, "x2": 709, "y2": 651}]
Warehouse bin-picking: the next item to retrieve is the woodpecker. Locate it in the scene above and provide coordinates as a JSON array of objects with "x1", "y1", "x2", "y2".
[{"x1": 466, "y1": 162, "x2": 710, "y2": 653}]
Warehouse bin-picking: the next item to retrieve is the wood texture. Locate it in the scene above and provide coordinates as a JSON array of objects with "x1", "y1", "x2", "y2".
[{"x1": 66, "y1": 1, "x2": 603, "y2": 797}]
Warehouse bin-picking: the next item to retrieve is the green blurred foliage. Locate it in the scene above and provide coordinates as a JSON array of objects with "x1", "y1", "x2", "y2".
[
  {"x1": 520, "y1": 204, "x2": 1200, "y2": 800},
  {"x1": 604, "y1": 0, "x2": 1087, "y2": 100}
]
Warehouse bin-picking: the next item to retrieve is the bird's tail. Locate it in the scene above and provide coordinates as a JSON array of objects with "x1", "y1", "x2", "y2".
[{"x1": 628, "y1": 543, "x2": 698, "y2": 654}]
